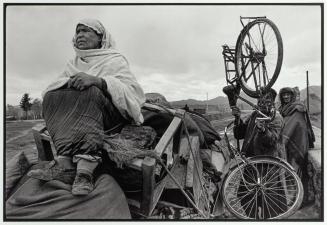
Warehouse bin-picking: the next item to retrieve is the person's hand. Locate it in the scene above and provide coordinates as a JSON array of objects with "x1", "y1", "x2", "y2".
[
  {"x1": 68, "y1": 72, "x2": 102, "y2": 91},
  {"x1": 255, "y1": 119, "x2": 266, "y2": 132},
  {"x1": 231, "y1": 106, "x2": 241, "y2": 118}
]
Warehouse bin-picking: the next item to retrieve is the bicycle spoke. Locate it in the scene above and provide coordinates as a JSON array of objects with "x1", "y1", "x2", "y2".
[
  {"x1": 260, "y1": 163, "x2": 264, "y2": 180},
  {"x1": 264, "y1": 174, "x2": 297, "y2": 189},
  {"x1": 264, "y1": 166, "x2": 282, "y2": 184},
  {"x1": 229, "y1": 182, "x2": 253, "y2": 191},
  {"x1": 264, "y1": 189, "x2": 290, "y2": 203},
  {"x1": 265, "y1": 175, "x2": 296, "y2": 186},
  {"x1": 229, "y1": 189, "x2": 255, "y2": 209},
  {"x1": 261, "y1": 190, "x2": 266, "y2": 219},
  {"x1": 264, "y1": 28, "x2": 275, "y2": 48},
  {"x1": 263, "y1": 190, "x2": 288, "y2": 212},
  {"x1": 228, "y1": 172, "x2": 257, "y2": 188},
  {"x1": 267, "y1": 192, "x2": 294, "y2": 207},
  {"x1": 237, "y1": 168, "x2": 256, "y2": 185},
  {"x1": 266, "y1": 171, "x2": 294, "y2": 184},
  {"x1": 264, "y1": 178, "x2": 284, "y2": 190},
  {"x1": 259, "y1": 22, "x2": 267, "y2": 45},
  {"x1": 265, "y1": 181, "x2": 297, "y2": 191},
  {"x1": 265, "y1": 187, "x2": 298, "y2": 192},
  {"x1": 265, "y1": 165, "x2": 282, "y2": 183},
  {"x1": 262, "y1": 191, "x2": 284, "y2": 216},
  {"x1": 247, "y1": 30, "x2": 260, "y2": 52},
  {"x1": 242, "y1": 190, "x2": 259, "y2": 217},
  {"x1": 267, "y1": 195, "x2": 288, "y2": 212},
  {"x1": 255, "y1": 189, "x2": 258, "y2": 219},
  {"x1": 229, "y1": 187, "x2": 255, "y2": 202},
  {"x1": 261, "y1": 163, "x2": 276, "y2": 182},
  {"x1": 262, "y1": 190, "x2": 275, "y2": 218},
  {"x1": 235, "y1": 189, "x2": 255, "y2": 195},
  {"x1": 244, "y1": 165, "x2": 258, "y2": 183},
  {"x1": 249, "y1": 191, "x2": 259, "y2": 219},
  {"x1": 262, "y1": 61, "x2": 269, "y2": 86}
]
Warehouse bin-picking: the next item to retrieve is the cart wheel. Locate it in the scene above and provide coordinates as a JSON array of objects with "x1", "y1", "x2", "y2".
[
  {"x1": 235, "y1": 18, "x2": 283, "y2": 98},
  {"x1": 222, "y1": 157, "x2": 303, "y2": 220}
]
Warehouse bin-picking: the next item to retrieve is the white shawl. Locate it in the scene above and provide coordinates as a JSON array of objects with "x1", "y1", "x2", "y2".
[{"x1": 42, "y1": 19, "x2": 145, "y2": 124}]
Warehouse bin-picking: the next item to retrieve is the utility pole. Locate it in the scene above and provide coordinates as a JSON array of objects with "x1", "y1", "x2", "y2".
[
  {"x1": 306, "y1": 70, "x2": 310, "y2": 112},
  {"x1": 206, "y1": 92, "x2": 209, "y2": 113}
]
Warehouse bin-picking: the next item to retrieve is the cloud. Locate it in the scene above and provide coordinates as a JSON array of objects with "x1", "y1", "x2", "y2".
[
  {"x1": 5, "y1": 5, "x2": 322, "y2": 105},
  {"x1": 6, "y1": 73, "x2": 51, "y2": 105},
  {"x1": 138, "y1": 71, "x2": 226, "y2": 101}
]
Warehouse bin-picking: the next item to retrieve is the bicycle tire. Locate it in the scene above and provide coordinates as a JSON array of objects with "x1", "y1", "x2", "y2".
[
  {"x1": 235, "y1": 18, "x2": 283, "y2": 98},
  {"x1": 222, "y1": 157, "x2": 303, "y2": 220}
]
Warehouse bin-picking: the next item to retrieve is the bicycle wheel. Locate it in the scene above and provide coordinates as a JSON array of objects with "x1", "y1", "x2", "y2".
[
  {"x1": 222, "y1": 157, "x2": 303, "y2": 220},
  {"x1": 235, "y1": 18, "x2": 283, "y2": 98}
]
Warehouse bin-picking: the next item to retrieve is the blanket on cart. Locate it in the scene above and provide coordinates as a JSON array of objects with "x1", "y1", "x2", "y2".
[{"x1": 6, "y1": 172, "x2": 131, "y2": 219}]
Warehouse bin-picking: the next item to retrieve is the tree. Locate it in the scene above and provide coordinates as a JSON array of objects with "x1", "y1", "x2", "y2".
[
  {"x1": 6, "y1": 104, "x2": 19, "y2": 120},
  {"x1": 19, "y1": 93, "x2": 32, "y2": 120},
  {"x1": 31, "y1": 98, "x2": 43, "y2": 119}
]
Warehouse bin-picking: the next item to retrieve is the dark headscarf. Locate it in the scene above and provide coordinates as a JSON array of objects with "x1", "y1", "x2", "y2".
[
  {"x1": 279, "y1": 87, "x2": 296, "y2": 106},
  {"x1": 278, "y1": 87, "x2": 304, "y2": 117}
]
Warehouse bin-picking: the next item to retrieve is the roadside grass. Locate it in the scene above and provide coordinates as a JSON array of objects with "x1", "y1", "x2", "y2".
[
  {"x1": 211, "y1": 118, "x2": 234, "y2": 133},
  {"x1": 6, "y1": 120, "x2": 45, "y2": 140},
  {"x1": 5, "y1": 120, "x2": 45, "y2": 163},
  {"x1": 310, "y1": 113, "x2": 321, "y2": 129}
]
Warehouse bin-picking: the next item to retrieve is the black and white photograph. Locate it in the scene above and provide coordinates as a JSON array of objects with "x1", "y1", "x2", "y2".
[{"x1": 4, "y1": 2, "x2": 323, "y2": 221}]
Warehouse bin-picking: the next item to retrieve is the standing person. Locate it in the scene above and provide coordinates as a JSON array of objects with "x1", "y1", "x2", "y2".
[
  {"x1": 183, "y1": 104, "x2": 190, "y2": 111},
  {"x1": 28, "y1": 19, "x2": 145, "y2": 196},
  {"x1": 278, "y1": 87, "x2": 315, "y2": 205},
  {"x1": 232, "y1": 89, "x2": 287, "y2": 218},
  {"x1": 232, "y1": 89, "x2": 284, "y2": 158}
]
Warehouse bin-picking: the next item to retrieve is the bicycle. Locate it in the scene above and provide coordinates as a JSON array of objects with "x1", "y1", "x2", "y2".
[
  {"x1": 220, "y1": 120, "x2": 303, "y2": 220},
  {"x1": 222, "y1": 16, "x2": 283, "y2": 98},
  {"x1": 219, "y1": 17, "x2": 303, "y2": 220}
]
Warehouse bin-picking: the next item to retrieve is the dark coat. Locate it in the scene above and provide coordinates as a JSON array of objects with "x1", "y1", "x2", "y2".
[
  {"x1": 278, "y1": 87, "x2": 315, "y2": 163},
  {"x1": 233, "y1": 111, "x2": 285, "y2": 158},
  {"x1": 278, "y1": 87, "x2": 316, "y2": 204}
]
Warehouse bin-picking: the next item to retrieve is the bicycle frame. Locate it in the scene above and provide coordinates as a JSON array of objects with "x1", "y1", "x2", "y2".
[{"x1": 223, "y1": 117, "x2": 269, "y2": 188}]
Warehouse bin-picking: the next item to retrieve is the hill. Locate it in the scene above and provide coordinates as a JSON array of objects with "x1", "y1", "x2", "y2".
[
  {"x1": 170, "y1": 85, "x2": 321, "y2": 114},
  {"x1": 300, "y1": 86, "x2": 321, "y2": 115},
  {"x1": 299, "y1": 85, "x2": 321, "y2": 101}
]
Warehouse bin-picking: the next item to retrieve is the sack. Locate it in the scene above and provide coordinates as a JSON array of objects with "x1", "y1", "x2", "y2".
[{"x1": 6, "y1": 152, "x2": 31, "y2": 200}]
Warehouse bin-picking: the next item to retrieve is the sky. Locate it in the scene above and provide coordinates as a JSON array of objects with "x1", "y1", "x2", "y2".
[{"x1": 5, "y1": 4, "x2": 322, "y2": 105}]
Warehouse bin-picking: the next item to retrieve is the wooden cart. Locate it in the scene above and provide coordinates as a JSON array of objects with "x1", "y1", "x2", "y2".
[{"x1": 32, "y1": 103, "x2": 208, "y2": 218}]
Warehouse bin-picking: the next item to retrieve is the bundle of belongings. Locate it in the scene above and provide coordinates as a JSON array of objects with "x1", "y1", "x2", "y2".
[
  {"x1": 100, "y1": 93, "x2": 227, "y2": 192},
  {"x1": 5, "y1": 92, "x2": 226, "y2": 219}
]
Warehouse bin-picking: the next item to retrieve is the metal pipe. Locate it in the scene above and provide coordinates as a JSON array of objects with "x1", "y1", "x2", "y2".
[
  {"x1": 307, "y1": 71, "x2": 310, "y2": 112},
  {"x1": 236, "y1": 95, "x2": 270, "y2": 119}
]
